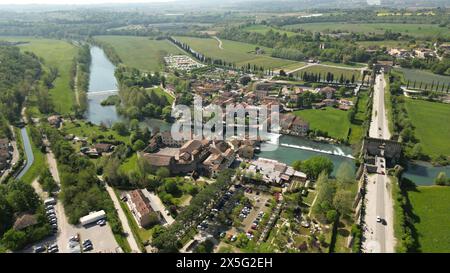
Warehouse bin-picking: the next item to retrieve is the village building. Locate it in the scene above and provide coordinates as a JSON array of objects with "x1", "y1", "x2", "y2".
[
  {"x1": 47, "y1": 115, "x2": 62, "y2": 128},
  {"x1": 0, "y1": 138, "x2": 11, "y2": 171},
  {"x1": 127, "y1": 189, "x2": 160, "y2": 228},
  {"x1": 13, "y1": 213, "x2": 38, "y2": 231},
  {"x1": 94, "y1": 143, "x2": 114, "y2": 154},
  {"x1": 414, "y1": 48, "x2": 436, "y2": 59},
  {"x1": 279, "y1": 113, "x2": 309, "y2": 137},
  {"x1": 246, "y1": 157, "x2": 307, "y2": 185},
  {"x1": 319, "y1": 86, "x2": 336, "y2": 99}
]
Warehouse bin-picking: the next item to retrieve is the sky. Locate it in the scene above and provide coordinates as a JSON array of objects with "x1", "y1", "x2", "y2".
[{"x1": 0, "y1": 0, "x2": 173, "y2": 4}]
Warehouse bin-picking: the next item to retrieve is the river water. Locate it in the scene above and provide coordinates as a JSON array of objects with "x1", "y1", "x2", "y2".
[{"x1": 85, "y1": 46, "x2": 446, "y2": 184}]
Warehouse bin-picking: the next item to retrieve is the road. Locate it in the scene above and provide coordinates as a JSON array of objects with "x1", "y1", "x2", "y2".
[
  {"x1": 369, "y1": 73, "x2": 391, "y2": 140},
  {"x1": 363, "y1": 72, "x2": 395, "y2": 253},
  {"x1": 105, "y1": 184, "x2": 142, "y2": 253}
]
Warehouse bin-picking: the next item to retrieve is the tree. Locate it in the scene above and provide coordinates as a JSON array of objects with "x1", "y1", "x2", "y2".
[
  {"x1": 336, "y1": 162, "x2": 354, "y2": 185},
  {"x1": 38, "y1": 169, "x2": 58, "y2": 193},
  {"x1": 434, "y1": 172, "x2": 448, "y2": 186},
  {"x1": 112, "y1": 122, "x2": 128, "y2": 136},
  {"x1": 156, "y1": 167, "x2": 170, "y2": 179},
  {"x1": 300, "y1": 156, "x2": 334, "y2": 180},
  {"x1": 132, "y1": 139, "x2": 146, "y2": 151},
  {"x1": 239, "y1": 75, "x2": 252, "y2": 86},
  {"x1": 292, "y1": 160, "x2": 302, "y2": 171},
  {"x1": 333, "y1": 190, "x2": 353, "y2": 216}
]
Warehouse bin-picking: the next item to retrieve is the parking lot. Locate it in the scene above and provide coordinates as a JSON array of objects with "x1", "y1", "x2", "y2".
[
  {"x1": 241, "y1": 190, "x2": 272, "y2": 238},
  {"x1": 22, "y1": 199, "x2": 120, "y2": 253}
]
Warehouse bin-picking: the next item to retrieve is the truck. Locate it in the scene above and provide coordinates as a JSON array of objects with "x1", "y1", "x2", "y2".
[{"x1": 79, "y1": 210, "x2": 106, "y2": 226}]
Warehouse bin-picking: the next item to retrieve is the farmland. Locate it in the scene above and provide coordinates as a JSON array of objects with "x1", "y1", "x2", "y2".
[
  {"x1": 0, "y1": 36, "x2": 77, "y2": 114},
  {"x1": 395, "y1": 68, "x2": 450, "y2": 89},
  {"x1": 294, "y1": 64, "x2": 362, "y2": 82},
  {"x1": 405, "y1": 99, "x2": 450, "y2": 157},
  {"x1": 243, "y1": 24, "x2": 297, "y2": 37},
  {"x1": 407, "y1": 186, "x2": 450, "y2": 253},
  {"x1": 174, "y1": 36, "x2": 297, "y2": 69},
  {"x1": 282, "y1": 23, "x2": 450, "y2": 39},
  {"x1": 293, "y1": 107, "x2": 350, "y2": 140},
  {"x1": 94, "y1": 35, "x2": 184, "y2": 71}
]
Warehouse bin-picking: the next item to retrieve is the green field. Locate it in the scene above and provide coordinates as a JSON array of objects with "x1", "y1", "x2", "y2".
[
  {"x1": 349, "y1": 90, "x2": 369, "y2": 145},
  {"x1": 293, "y1": 107, "x2": 350, "y2": 140},
  {"x1": 395, "y1": 68, "x2": 450, "y2": 89},
  {"x1": 174, "y1": 36, "x2": 296, "y2": 69},
  {"x1": 62, "y1": 121, "x2": 130, "y2": 145},
  {"x1": 243, "y1": 24, "x2": 297, "y2": 37},
  {"x1": 94, "y1": 35, "x2": 184, "y2": 71},
  {"x1": 405, "y1": 99, "x2": 450, "y2": 157},
  {"x1": 0, "y1": 37, "x2": 78, "y2": 115},
  {"x1": 282, "y1": 23, "x2": 450, "y2": 39},
  {"x1": 407, "y1": 186, "x2": 450, "y2": 252},
  {"x1": 295, "y1": 64, "x2": 361, "y2": 82}
]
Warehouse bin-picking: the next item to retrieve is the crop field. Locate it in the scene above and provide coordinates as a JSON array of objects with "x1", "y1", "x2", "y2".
[
  {"x1": 281, "y1": 23, "x2": 450, "y2": 39},
  {"x1": 407, "y1": 186, "x2": 450, "y2": 253},
  {"x1": 293, "y1": 107, "x2": 350, "y2": 140},
  {"x1": 0, "y1": 36, "x2": 77, "y2": 114},
  {"x1": 294, "y1": 64, "x2": 361, "y2": 82},
  {"x1": 243, "y1": 24, "x2": 297, "y2": 37},
  {"x1": 405, "y1": 99, "x2": 450, "y2": 157},
  {"x1": 94, "y1": 35, "x2": 184, "y2": 71},
  {"x1": 395, "y1": 68, "x2": 450, "y2": 89},
  {"x1": 174, "y1": 36, "x2": 297, "y2": 69}
]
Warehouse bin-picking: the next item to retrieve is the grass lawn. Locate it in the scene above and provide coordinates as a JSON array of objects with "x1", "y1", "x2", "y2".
[
  {"x1": 119, "y1": 153, "x2": 138, "y2": 174},
  {"x1": 282, "y1": 23, "x2": 450, "y2": 39},
  {"x1": 295, "y1": 64, "x2": 361, "y2": 82},
  {"x1": 280, "y1": 62, "x2": 308, "y2": 72},
  {"x1": 243, "y1": 24, "x2": 297, "y2": 37},
  {"x1": 149, "y1": 86, "x2": 174, "y2": 104},
  {"x1": 94, "y1": 35, "x2": 184, "y2": 71},
  {"x1": 407, "y1": 186, "x2": 450, "y2": 252},
  {"x1": 62, "y1": 120, "x2": 130, "y2": 145},
  {"x1": 404, "y1": 99, "x2": 450, "y2": 157},
  {"x1": 0, "y1": 36, "x2": 78, "y2": 115},
  {"x1": 20, "y1": 127, "x2": 47, "y2": 184},
  {"x1": 349, "y1": 90, "x2": 369, "y2": 145},
  {"x1": 293, "y1": 107, "x2": 350, "y2": 140},
  {"x1": 395, "y1": 68, "x2": 450, "y2": 89},
  {"x1": 174, "y1": 36, "x2": 297, "y2": 69}
]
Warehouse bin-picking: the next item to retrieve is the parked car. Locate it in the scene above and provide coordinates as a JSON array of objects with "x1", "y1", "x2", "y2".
[
  {"x1": 33, "y1": 245, "x2": 46, "y2": 253},
  {"x1": 97, "y1": 219, "x2": 106, "y2": 226},
  {"x1": 83, "y1": 244, "x2": 93, "y2": 252}
]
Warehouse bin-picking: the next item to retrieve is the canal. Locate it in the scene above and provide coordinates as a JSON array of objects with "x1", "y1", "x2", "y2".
[{"x1": 17, "y1": 127, "x2": 34, "y2": 179}]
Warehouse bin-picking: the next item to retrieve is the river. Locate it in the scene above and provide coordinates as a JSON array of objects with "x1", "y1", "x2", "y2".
[
  {"x1": 402, "y1": 161, "x2": 450, "y2": 186},
  {"x1": 17, "y1": 127, "x2": 33, "y2": 179},
  {"x1": 85, "y1": 46, "x2": 447, "y2": 183}
]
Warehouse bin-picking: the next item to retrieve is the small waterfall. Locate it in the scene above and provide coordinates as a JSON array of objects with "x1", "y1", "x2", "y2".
[{"x1": 279, "y1": 143, "x2": 355, "y2": 159}]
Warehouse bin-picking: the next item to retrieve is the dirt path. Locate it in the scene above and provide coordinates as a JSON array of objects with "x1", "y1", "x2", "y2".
[{"x1": 213, "y1": 36, "x2": 223, "y2": 50}]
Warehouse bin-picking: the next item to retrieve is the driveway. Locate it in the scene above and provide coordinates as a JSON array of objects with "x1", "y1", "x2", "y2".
[
  {"x1": 105, "y1": 184, "x2": 141, "y2": 252},
  {"x1": 142, "y1": 189, "x2": 175, "y2": 226}
]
